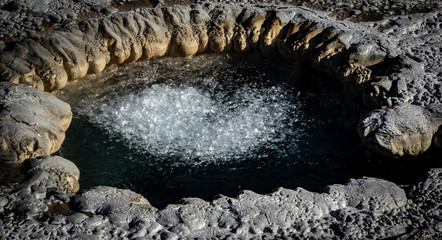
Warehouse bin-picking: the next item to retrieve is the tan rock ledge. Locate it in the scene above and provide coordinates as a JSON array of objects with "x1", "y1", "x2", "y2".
[{"x1": 0, "y1": 3, "x2": 401, "y2": 104}]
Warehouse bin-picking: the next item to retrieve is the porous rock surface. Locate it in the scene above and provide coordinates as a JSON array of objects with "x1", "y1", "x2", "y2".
[
  {"x1": 0, "y1": 0, "x2": 117, "y2": 43},
  {"x1": 1, "y1": 0, "x2": 439, "y2": 45},
  {"x1": 382, "y1": 10, "x2": 442, "y2": 107},
  {"x1": 403, "y1": 168, "x2": 442, "y2": 240},
  {"x1": 0, "y1": 82, "x2": 72, "y2": 162},
  {"x1": 355, "y1": 7, "x2": 442, "y2": 156},
  {"x1": 1, "y1": 160, "x2": 441, "y2": 239},
  {"x1": 70, "y1": 186, "x2": 152, "y2": 224}
]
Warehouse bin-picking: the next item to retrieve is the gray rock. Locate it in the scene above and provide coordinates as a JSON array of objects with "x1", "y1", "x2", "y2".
[
  {"x1": 0, "y1": 82, "x2": 72, "y2": 162},
  {"x1": 410, "y1": 168, "x2": 442, "y2": 210},
  {"x1": 380, "y1": 10, "x2": 442, "y2": 107},
  {"x1": 79, "y1": 0, "x2": 112, "y2": 6},
  {"x1": 401, "y1": 168, "x2": 442, "y2": 239},
  {"x1": 325, "y1": 177, "x2": 407, "y2": 213},
  {"x1": 16, "y1": 156, "x2": 80, "y2": 194},
  {"x1": 70, "y1": 186, "x2": 154, "y2": 224},
  {"x1": 64, "y1": 177, "x2": 415, "y2": 239},
  {"x1": 358, "y1": 103, "x2": 442, "y2": 157}
]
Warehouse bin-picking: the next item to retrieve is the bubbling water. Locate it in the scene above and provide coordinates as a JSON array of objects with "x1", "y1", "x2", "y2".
[
  {"x1": 60, "y1": 54, "x2": 303, "y2": 168},
  {"x1": 88, "y1": 81, "x2": 298, "y2": 165},
  {"x1": 57, "y1": 53, "x2": 439, "y2": 208}
]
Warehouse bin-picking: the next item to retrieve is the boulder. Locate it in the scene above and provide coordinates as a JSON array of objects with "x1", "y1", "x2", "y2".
[
  {"x1": 17, "y1": 156, "x2": 80, "y2": 194},
  {"x1": 0, "y1": 82, "x2": 72, "y2": 162},
  {"x1": 358, "y1": 103, "x2": 442, "y2": 157}
]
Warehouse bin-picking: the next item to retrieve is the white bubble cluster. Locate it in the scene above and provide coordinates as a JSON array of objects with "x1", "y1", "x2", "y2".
[
  {"x1": 61, "y1": 55, "x2": 303, "y2": 166},
  {"x1": 80, "y1": 78, "x2": 298, "y2": 165}
]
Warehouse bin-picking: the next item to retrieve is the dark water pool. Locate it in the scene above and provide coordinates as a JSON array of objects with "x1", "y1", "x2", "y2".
[{"x1": 57, "y1": 53, "x2": 441, "y2": 208}]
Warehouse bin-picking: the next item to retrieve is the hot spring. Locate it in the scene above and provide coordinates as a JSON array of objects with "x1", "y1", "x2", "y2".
[{"x1": 57, "y1": 53, "x2": 437, "y2": 208}]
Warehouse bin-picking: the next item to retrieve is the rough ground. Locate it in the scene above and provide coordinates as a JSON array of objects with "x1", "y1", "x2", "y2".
[
  {"x1": 0, "y1": 0, "x2": 441, "y2": 239},
  {"x1": 1, "y1": 155, "x2": 441, "y2": 239}
]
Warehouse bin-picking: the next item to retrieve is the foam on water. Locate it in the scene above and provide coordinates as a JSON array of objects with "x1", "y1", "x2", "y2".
[{"x1": 79, "y1": 72, "x2": 299, "y2": 166}]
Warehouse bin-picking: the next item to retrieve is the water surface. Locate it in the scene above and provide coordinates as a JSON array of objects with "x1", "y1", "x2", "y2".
[{"x1": 57, "y1": 54, "x2": 440, "y2": 208}]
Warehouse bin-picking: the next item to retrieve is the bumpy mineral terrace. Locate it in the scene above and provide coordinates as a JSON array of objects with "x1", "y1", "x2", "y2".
[{"x1": 0, "y1": 0, "x2": 441, "y2": 239}]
